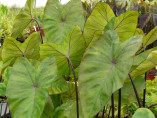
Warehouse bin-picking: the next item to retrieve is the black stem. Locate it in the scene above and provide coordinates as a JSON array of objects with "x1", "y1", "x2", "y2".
[
  {"x1": 67, "y1": 57, "x2": 79, "y2": 118},
  {"x1": 148, "y1": 104, "x2": 157, "y2": 109},
  {"x1": 95, "y1": 113, "x2": 99, "y2": 118},
  {"x1": 111, "y1": 94, "x2": 114, "y2": 118},
  {"x1": 128, "y1": 73, "x2": 141, "y2": 108},
  {"x1": 143, "y1": 72, "x2": 147, "y2": 107},
  {"x1": 33, "y1": 18, "x2": 44, "y2": 44},
  {"x1": 118, "y1": 89, "x2": 121, "y2": 118},
  {"x1": 102, "y1": 106, "x2": 105, "y2": 118},
  {"x1": 4, "y1": 102, "x2": 8, "y2": 118},
  {"x1": 108, "y1": 106, "x2": 112, "y2": 118},
  {"x1": 126, "y1": 105, "x2": 129, "y2": 118}
]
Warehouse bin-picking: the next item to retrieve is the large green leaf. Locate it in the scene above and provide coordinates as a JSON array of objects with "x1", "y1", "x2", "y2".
[
  {"x1": 53, "y1": 101, "x2": 83, "y2": 118},
  {"x1": 83, "y1": 2, "x2": 115, "y2": 45},
  {"x1": 133, "y1": 108, "x2": 155, "y2": 118},
  {"x1": 114, "y1": 11, "x2": 138, "y2": 41},
  {"x1": 131, "y1": 50, "x2": 157, "y2": 79},
  {"x1": 40, "y1": 26, "x2": 86, "y2": 75},
  {"x1": 78, "y1": 30, "x2": 143, "y2": 118},
  {"x1": 12, "y1": 0, "x2": 34, "y2": 38},
  {"x1": 43, "y1": 0, "x2": 84, "y2": 44},
  {"x1": 2, "y1": 32, "x2": 41, "y2": 63},
  {"x1": 7, "y1": 57, "x2": 57, "y2": 118}
]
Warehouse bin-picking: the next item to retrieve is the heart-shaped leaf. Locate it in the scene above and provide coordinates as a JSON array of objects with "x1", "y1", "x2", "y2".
[
  {"x1": 40, "y1": 26, "x2": 86, "y2": 75},
  {"x1": 43, "y1": 0, "x2": 84, "y2": 44},
  {"x1": 114, "y1": 11, "x2": 138, "y2": 41},
  {"x1": 2, "y1": 32, "x2": 41, "y2": 63},
  {"x1": 12, "y1": 0, "x2": 34, "y2": 38},
  {"x1": 83, "y1": 2, "x2": 115, "y2": 45},
  {"x1": 133, "y1": 108, "x2": 155, "y2": 118},
  {"x1": 7, "y1": 57, "x2": 57, "y2": 118},
  {"x1": 79, "y1": 30, "x2": 143, "y2": 118}
]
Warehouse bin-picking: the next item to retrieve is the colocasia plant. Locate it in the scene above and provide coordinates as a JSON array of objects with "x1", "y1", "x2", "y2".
[{"x1": 0, "y1": 0, "x2": 157, "y2": 118}]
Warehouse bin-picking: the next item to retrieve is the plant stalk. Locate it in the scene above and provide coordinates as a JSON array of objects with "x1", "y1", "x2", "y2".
[
  {"x1": 111, "y1": 94, "x2": 114, "y2": 118},
  {"x1": 102, "y1": 106, "x2": 105, "y2": 118},
  {"x1": 118, "y1": 89, "x2": 121, "y2": 118},
  {"x1": 143, "y1": 72, "x2": 147, "y2": 107},
  {"x1": 148, "y1": 104, "x2": 157, "y2": 109},
  {"x1": 33, "y1": 18, "x2": 44, "y2": 44},
  {"x1": 4, "y1": 102, "x2": 8, "y2": 118},
  {"x1": 128, "y1": 73, "x2": 141, "y2": 108},
  {"x1": 108, "y1": 106, "x2": 111, "y2": 118},
  {"x1": 67, "y1": 57, "x2": 79, "y2": 118}
]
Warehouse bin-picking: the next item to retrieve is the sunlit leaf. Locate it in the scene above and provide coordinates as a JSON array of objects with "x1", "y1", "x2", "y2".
[{"x1": 133, "y1": 108, "x2": 155, "y2": 118}]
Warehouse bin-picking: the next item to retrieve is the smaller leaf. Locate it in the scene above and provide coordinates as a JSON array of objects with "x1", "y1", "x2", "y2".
[
  {"x1": 133, "y1": 108, "x2": 155, "y2": 118},
  {"x1": 153, "y1": 14, "x2": 157, "y2": 26},
  {"x1": 139, "y1": 13, "x2": 151, "y2": 29},
  {"x1": 51, "y1": 76, "x2": 68, "y2": 94},
  {"x1": 104, "y1": 17, "x2": 116, "y2": 31}
]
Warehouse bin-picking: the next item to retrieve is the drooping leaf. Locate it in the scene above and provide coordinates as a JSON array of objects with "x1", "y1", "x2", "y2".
[
  {"x1": 7, "y1": 57, "x2": 57, "y2": 118},
  {"x1": 43, "y1": 0, "x2": 84, "y2": 44},
  {"x1": 41, "y1": 96, "x2": 55, "y2": 118},
  {"x1": 139, "y1": 13, "x2": 151, "y2": 29},
  {"x1": 131, "y1": 51, "x2": 157, "y2": 79},
  {"x1": 114, "y1": 11, "x2": 138, "y2": 41},
  {"x1": 53, "y1": 101, "x2": 83, "y2": 118},
  {"x1": 12, "y1": 0, "x2": 34, "y2": 38},
  {"x1": 51, "y1": 76, "x2": 68, "y2": 94},
  {"x1": 2, "y1": 32, "x2": 41, "y2": 63},
  {"x1": 133, "y1": 108, "x2": 155, "y2": 118},
  {"x1": 79, "y1": 30, "x2": 143, "y2": 118},
  {"x1": 40, "y1": 26, "x2": 86, "y2": 75},
  {"x1": 83, "y1": 2, "x2": 115, "y2": 45}
]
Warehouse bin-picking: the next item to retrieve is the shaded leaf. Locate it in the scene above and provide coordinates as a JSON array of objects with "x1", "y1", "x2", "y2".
[
  {"x1": 12, "y1": 0, "x2": 34, "y2": 38},
  {"x1": 133, "y1": 108, "x2": 155, "y2": 118},
  {"x1": 43, "y1": 0, "x2": 84, "y2": 44},
  {"x1": 153, "y1": 14, "x2": 157, "y2": 26},
  {"x1": 51, "y1": 76, "x2": 68, "y2": 94},
  {"x1": 79, "y1": 30, "x2": 143, "y2": 118},
  {"x1": 2, "y1": 32, "x2": 41, "y2": 63},
  {"x1": 7, "y1": 57, "x2": 57, "y2": 118},
  {"x1": 41, "y1": 96, "x2": 54, "y2": 118},
  {"x1": 139, "y1": 13, "x2": 151, "y2": 29},
  {"x1": 40, "y1": 26, "x2": 86, "y2": 75}
]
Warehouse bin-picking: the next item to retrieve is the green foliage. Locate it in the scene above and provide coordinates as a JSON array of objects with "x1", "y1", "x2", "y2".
[
  {"x1": 43, "y1": 0, "x2": 84, "y2": 44},
  {"x1": 7, "y1": 57, "x2": 57, "y2": 118},
  {"x1": 79, "y1": 30, "x2": 143, "y2": 118},
  {"x1": 133, "y1": 108, "x2": 155, "y2": 118}
]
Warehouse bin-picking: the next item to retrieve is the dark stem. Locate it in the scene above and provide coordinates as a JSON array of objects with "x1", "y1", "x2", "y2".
[
  {"x1": 108, "y1": 106, "x2": 112, "y2": 118},
  {"x1": 33, "y1": 18, "x2": 44, "y2": 44},
  {"x1": 111, "y1": 94, "x2": 114, "y2": 118},
  {"x1": 148, "y1": 104, "x2": 157, "y2": 109},
  {"x1": 67, "y1": 57, "x2": 79, "y2": 118},
  {"x1": 128, "y1": 73, "x2": 141, "y2": 108},
  {"x1": 126, "y1": 105, "x2": 129, "y2": 118},
  {"x1": 95, "y1": 113, "x2": 99, "y2": 118},
  {"x1": 143, "y1": 72, "x2": 147, "y2": 107},
  {"x1": 4, "y1": 102, "x2": 8, "y2": 118},
  {"x1": 102, "y1": 106, "x2": 105, "y2": 118},
  {"x1": 118, "y1": 89, "x2": 121, "y2": 118}
]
